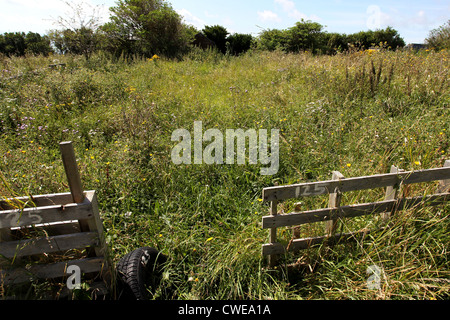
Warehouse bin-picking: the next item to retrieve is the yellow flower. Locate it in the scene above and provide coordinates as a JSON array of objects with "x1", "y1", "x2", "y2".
[
  {"x1": 347, "y1": 163, "x2": 351, "y2": 167},
  {"x1": 206, "y1": 237, "x2": 213, "y2": 242},
  {"x1": 414, "y1": 161, "x2": 421, "y2": 165}
]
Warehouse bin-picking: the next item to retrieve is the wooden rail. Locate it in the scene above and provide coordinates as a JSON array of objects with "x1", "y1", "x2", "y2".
[{"x1": 261, "y1": 160, "x2": 450, "y2": 267}]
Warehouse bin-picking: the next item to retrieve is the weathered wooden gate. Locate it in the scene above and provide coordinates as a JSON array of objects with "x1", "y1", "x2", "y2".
[
  {"x1": 0, "y1": 142, "x2": 112, "y2": 298},
  {"x1": 261, "y1": 160, "x2": 450, "y2": 267}
]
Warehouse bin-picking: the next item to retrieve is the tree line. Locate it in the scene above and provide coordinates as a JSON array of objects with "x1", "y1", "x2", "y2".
[{"x1": 1, "y1": 0, "x2": 449, "y2": 59}]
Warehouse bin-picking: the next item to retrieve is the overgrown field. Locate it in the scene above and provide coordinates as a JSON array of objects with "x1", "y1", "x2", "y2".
[{"x1": 0, "y1": 48, "x2": 449, "y2": 299}]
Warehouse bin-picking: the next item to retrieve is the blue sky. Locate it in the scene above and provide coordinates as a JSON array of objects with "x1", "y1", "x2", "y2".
[{"x1": 0, "y1": 0, "x2": 448, "y2": 44}]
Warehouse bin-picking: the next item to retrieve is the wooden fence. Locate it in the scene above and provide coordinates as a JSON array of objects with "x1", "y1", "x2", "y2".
[{"x1": 261, "y1": 160, "x2": 450, "y2": 267}]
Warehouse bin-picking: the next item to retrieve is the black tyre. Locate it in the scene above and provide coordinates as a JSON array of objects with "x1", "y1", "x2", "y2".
[{"x1": 116, "y1": 247, "x2": 167, "y2": 300}]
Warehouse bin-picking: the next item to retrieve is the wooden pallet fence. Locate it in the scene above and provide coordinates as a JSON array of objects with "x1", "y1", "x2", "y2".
[
  {"x1": 0, "y1": 142, "x2": 111, "y2": 297},
  {"x1": 261, "y1": 160, "x2": 450, "y2": 267}
]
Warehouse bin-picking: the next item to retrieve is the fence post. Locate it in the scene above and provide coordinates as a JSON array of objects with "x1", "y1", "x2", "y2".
[
  {"x1": 268, "y1": 200, "x2": 278, "y2": 268},
  {"x1": 59, "y1": 141, "x2": 95, "y2": 256},
  {"x1": 59, "y1": 141, "x2": 85, "y2": 204},
  {"x1": 437, "y1": 160, "x2": 450, "y2": 193},
  {"x1": 325, "y1": 171, "x2": 344, "y2": 236},
  {"x1": 381, "y1": 165, "x2": 402, "y2": 222}
]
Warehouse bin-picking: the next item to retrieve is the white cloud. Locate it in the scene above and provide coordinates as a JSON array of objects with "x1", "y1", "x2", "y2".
[
  {"x1": 274, "y1": 0, "x2": 295, "y2": 12},
  {"x1": 177, "y1": 8, "x2": 206, "y2": 29},
  {"x1": 257, "y1": 10, "x2": 281, "y2": 22},
  {"x1": 0, "y1": 0, "x2": 110, "y2": 33},
  {"x1": 274, "y1": 0, "x2": 319, "y2": 22}
]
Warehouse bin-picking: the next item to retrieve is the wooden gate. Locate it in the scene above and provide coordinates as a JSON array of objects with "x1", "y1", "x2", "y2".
[
  {"x1": 261, "y1": 161, "x2": 450, "y2": 267},
  {"x1": 0, "y1": 142, "x2": 112, "y2": 298}
]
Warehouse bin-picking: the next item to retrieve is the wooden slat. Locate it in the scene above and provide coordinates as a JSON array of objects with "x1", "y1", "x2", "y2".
[
  {"x1": 381, "y1": 166, "x2": 403, "y2": 221},
  {"x1": 0, "y1": 232, "x2": 99, "y2": 258},
  {"x1": 262, "y1": 166, "x2": 450, "y2": 202},
  {"x1": 268, "y1": 200, "x2": 278, "y2": 267},
  {"x1": 437, "y1": 160, "x2": 450, "y2": 193},
  {"x1": 81, "y1": 191, "x2": 107, "y2": 258},
  {"x1": 262, "y1": 229, "x2": 375, "y2": 255},
  {"x1": 0, "y1": 257, "x2": 105, "y2": 285},
  {"x1": 262, "y1": 192, "x2": 450, "y2": 229},
  {"x1": 0, "y1": 192, "x2": 74, "y2": 210},
  {"x1": 0, "y1": 197, "x2": 93, "y2": 229},
  {"x1": 325, "y1": 171, "x2": 344, "y2": 236}
]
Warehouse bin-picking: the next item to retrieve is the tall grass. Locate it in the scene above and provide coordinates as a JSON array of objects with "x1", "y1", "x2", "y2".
[{"x1": 0, "y1": 48, "x2": 448, "y2": 299}]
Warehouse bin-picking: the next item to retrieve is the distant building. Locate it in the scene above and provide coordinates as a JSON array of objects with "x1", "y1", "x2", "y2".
[
  {"x1": 406, "y1": 43, "x2": 428, "y2": 51},
  {"x1": 192, "y1": 33, "x2": 216, "y2": 50}
]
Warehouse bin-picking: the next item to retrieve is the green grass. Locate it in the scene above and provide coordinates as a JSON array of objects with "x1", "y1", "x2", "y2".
[{"x1": 0, "y1": 48, "x2": 449, "y2": 299}]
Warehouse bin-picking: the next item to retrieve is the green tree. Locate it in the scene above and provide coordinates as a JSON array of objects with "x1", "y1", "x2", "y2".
[
  {"x1": 49, "y1": 28, "x2": 100, "y2": 59},
  {"x1": 348, "y1": 27, "x2": 405, "y2": 50},
  {"x1": 0, "y1": 32, "x2": 52, "y2": 56},
  {"x1": 257, "y1": 28, "x2": 289, "y2": 52},
  {"x1": 286, "y1": 19, "x2": 324, "y2": 53},
  {"x1": 104, "y1": 0, "x2": 193, "y2": 58},
  {"x1": 0, "y1": 32, "x2": 26, "y2": 56},
  {"x1": 425, "y1": 20, "x2": 450, "y2": 50},
  {"x1": 323, "y1": 32, "x2": 349, "y2": 54},
  {"x1": 48, "y1": 0, "x2": 104, "y2": 59},
  {"x1": 24, "y1": 32, "x2": 52, "y2": 56},
  {"x1": 373, "y1": 27, "x2": 405, "y2": 49},
  {"x1": 227, "y1": 33, "x2": 253, "y2": 55},
  {"x1": 202, "y1": 25, "x2": 229, "y2": 54}
]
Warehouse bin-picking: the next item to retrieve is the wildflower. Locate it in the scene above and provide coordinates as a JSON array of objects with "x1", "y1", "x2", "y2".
[
  {"x1": 206, "y1": 237, "x2": 213, "y2": 242},
  {"x1": 414, "y1": 161, "x2": 421, "y2": 165},
  {"x1": 148, "y1": 54, "x2": 160, "y2": 61},
  {"x1": 257, "y1": 198, "x2": 263, "y2": 202},
  {"x1": 347, "y1": 163, "x2": 351, "y2": 167}
]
